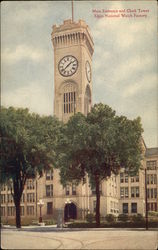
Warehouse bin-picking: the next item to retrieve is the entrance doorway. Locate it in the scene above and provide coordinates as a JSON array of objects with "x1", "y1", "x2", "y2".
[{"x1": 64, "y1": 202, "x2": 77, "y2": 221}]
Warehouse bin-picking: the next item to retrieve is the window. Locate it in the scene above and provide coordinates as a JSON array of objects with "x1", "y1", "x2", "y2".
[
  {"x1": 0, "y1": 194, "x2": 5, "y2": 204},
  {"x1": 151, "y1": 189, "x2": 153, "y2": 198},
  {"x1": 26, "y1": 180, "x2": 35, "y2": 190},
  {"x1": 131, "y1": 203, "x2": 137, "y2": 213},
  {"x1": 91, "y1": 185, "x2": 101, "y2": 195},
  {"x1": 63, "y1": 83, "x2": 77, "y2": 114},
  {"x1": 147, "y1": 161, "x2": 157, "y2": 170},
  {"x1": 7, "y1": 182, "x2": 13, "y2": 191},
  {"x1": 154, "y1": 188, "x2": 157, "y2": 198},
  {"x1": 125, "y1": 187, "x2": 129, "y2": 198},
  {"x1": 120, "y1": 187, "x2": 128, "y2": 198},
  {"x1": 66, "y1": 185, "x2": 70, "y2": 195},
  {"x1": 123, "y1": 203, "x2": 128, "y2": 213},
  {"x1": 136, "y1": 187, "x2": 139, "y2": 197},
  {"x1": 131, "y1": 175, "x2": 139, "y2": 183},
  {"x1": 46, "y1": 170, "x2": 53, "y2": 180},
  {"x1": 47, "y1": 202, "x2": 53, "y2": 215},
  {"x1": 7, "y1": 206, "x2": 15, "y2": 216},
  {"x1": 147, "y1": 189, "x2": 150, "y2": 199},
  {"x1": 147, "y1": 175, "x2": 150, "y2": 184},
  {"x1": 20, "y1": 206, "x2": 25, "y2": 216},
  {"x1": 93, "y1": 200, "x2": 96, "y2": 213},
  {"x1": 27, "y1": 193, "x2": 35, "y2": 203},
  {"x1": 27, "y1": 206, "x2": 34, "y2": 216},
  {"x1": 72, "y1": 184, "x2": 76, "y2": 195},
  {"x1": 136, "y1": 175, "x2": 139, "y2": 182},
  {"x1": 1, "y1": 184, "x2": 6, "y2": 191},
  {"x1": 46, "y1": 185, "x2": 53, "y2": 197},
  {"x1": 131, "y1": 187, "x2": 139, "y2": 198},
  {"x1": 1, "y1": 206, "x2": 5, "y2": 216},
  {"x1": 120, "y1": 173, "x2": 124, "y2": 183},
  {"x1": 21, "y1": 194, "x2": 25, "y2": 203},
  {"x1": 7, "y1": 194, "x2": 13, "y2": 203},
  {"x1": 125, "y1": 175, "x2": 128, "y2": 183},
  {"x1": 120, "y1": 188, "x2": 124, "y2": 198}
]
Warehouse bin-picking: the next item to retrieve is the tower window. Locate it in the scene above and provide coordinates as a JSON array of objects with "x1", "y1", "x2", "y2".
[{"x1": 64, "y1": 92, "x2": 76, "y2": 114}]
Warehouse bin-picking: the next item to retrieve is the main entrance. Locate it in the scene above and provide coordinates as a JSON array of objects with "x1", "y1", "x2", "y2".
[{"x1": 64, "y1": 202, "x2": 77, "y2": 221}]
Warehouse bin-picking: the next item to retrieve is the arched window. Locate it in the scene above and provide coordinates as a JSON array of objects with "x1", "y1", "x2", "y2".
[
  {"x1": 84, "y1": 85, "x2": 91, "y2": 115},
  {"x1": 63, "y1": 83, "x2": 77, "y2": 114}
]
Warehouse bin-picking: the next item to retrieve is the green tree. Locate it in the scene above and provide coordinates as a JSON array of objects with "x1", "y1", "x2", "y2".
[
  {"x1": 0, "y1": 107, "x2": 61, "y2": 228},
  {"x1": 55, "y1": 103, "x2": 143, "y2": 227}
]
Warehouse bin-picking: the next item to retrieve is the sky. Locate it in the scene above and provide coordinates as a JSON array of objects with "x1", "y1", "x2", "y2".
[{"x1": 1, "y1": 1, "x2": 158, "y2": 148}]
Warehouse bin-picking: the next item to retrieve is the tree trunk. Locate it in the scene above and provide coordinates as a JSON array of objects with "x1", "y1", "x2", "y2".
[
  {"x1": 15, "y1": 199, "x2": 21, "y2": 228},
  {"x1": 95, "y1": 174, "x2": 100, "y2": 227}
]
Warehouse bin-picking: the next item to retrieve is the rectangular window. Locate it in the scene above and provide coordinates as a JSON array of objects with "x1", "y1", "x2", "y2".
[
  {"x1": 120, "y1": 187, "x2": 124, "y2": 198},
  {"x1": 147, "y1": 161, "x2": 157, "y2": 170},
  {"x1": 0, "y1": 194, "x2": 5, "y2": 204},
  {"x1": 66, "y1": 185, "x2": 70, "y2": 195},
  {"x1": 147, "y1": 189, "x2": 150, "y2": 199},
  {"x1": 1, "y1": 207, "x2": 5, "y2": 216},
  {"x1": 93, "y1": 200, "x2": 96, "y2": 213},
  {"x1": 72, "y1": 184, "x2": 76, "y2": 195},
  {"x1": 7, "y1": 194, "x2": 13, "y2": 203},
  {"x1": 154, "y1": 188, "x2": 157, "y2": 198},
  {"x1": 7, "y1": 206, "x2": 15, "y2": 216},
  {"x1": 131, "y1": 177, "x2": 135, "y2": 183},
  {"x1": 147, "y1": 175, "x2": 150, "y2": 185},
  {"x1": 131, "y1": 187, "x2": 139, "y2": 198},
  {"x1": 1, "y1": 184, "x2": 6, "y2": 191},
  {"x1": 125, "y1": 187, "x2": 129, "y2": 198},
  {"x1": 20, "y1": 206, "x2": 25, "y2": 216},
  {"x1": 21, "y1": 193, "x2": 25, "y2": 203},
  {"x1": 27, "y1": 206, "x2": 34, "y2": 216},
  {"x1": 154, "y1": 175, "x2": 157, "y2": 184},
  {"x1": 151, "y1": 189, "x2": 153, "y2": 198},
  {"x1": 120, "y1": 173, "x2": 124, "y2": 183},
  {"x1": 46, "y1": 185, "x2": 53, "y2": 197},
  {"x1": 131, "y1": 203, "x2": 137, "y2": 213},
  {"x1": 47, "y1": 202, "x2": 53, "y2": 215},
  {"x1": 131, "y1": 187, "x2": 135, "y2": 198},
  {"x1": 125, "y1": 175, "x2": 128, "y2": 183},
  {"x1": 123, "y1": 203, "x2": 128, "y2": 213},
  {"x1": 26, "y1": 180, "x2": 35, "y2": 190},
  {"x1": 46, "y1": 170, "x2": 53, "y2": 180},
  {"x1": 136, "y1": 175, "x2": 139, "y2": 182},
  {"x1": 64, "y1": 91, "x2": 76, "y2": 114},
  {"x1": 136, "y1": 187, "x2": 139, "y2": 197},
  {"x1": 27, "y1": 193, "x2": 35, "y2": 203}
]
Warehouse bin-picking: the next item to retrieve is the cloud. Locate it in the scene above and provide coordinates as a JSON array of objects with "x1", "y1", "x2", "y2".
[
  {"x1": 1, "y1": 82, "x2": 53, "y2": 116},
  {"x1": 122, "y1": 73, "x2": 157, "y2": 98},
  {"x1": 2, "y1": 44, "x2": 47, "y2": 64}
]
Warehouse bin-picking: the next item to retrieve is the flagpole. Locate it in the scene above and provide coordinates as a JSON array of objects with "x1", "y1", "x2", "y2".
[{"x1": 72, "y1": 0, "x2": 74, "y2": 22}]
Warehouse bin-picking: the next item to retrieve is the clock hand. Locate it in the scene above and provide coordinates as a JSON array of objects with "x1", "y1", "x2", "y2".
[{"x1": 64, "y1": 60, "x2": 76, "y2": 70}]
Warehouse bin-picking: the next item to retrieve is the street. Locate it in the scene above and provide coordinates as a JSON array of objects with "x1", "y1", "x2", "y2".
[{"x1": 1, "y1": 227, "x2": 158, "y2": 249}]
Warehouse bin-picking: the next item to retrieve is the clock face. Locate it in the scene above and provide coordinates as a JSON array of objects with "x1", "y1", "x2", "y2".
[
  {"x1": 58, "y1": 55, "x2": 78, "y2": 77},
  {"x1": 85, "y1": 61, "x2": 91, "y2": 82}
]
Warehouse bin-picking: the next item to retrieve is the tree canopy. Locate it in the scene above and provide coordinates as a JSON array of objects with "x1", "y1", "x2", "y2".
[
  {"x1": 55, "y1": 103, "x2": 144, "y2": 226},
  {"x1": 0, "y1": 106, "x2": 61, "y2": 227}
]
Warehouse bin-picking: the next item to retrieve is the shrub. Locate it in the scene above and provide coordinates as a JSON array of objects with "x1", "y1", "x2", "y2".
[
  {"x1": 130, "y1": 214, "x2": 144, "y2": 223},
  {"x1": 105, "y1": 214, "x2": 116, "y2": 223},
  {"x1": 86, "y1": 213, "x2": 94, "y2": 223},
  {"x1": 148, "y1": 211, "x2": 158, "y2": 217},
  {"x1": 118, "y1": 213, "x2": 129, "y2": 222}
]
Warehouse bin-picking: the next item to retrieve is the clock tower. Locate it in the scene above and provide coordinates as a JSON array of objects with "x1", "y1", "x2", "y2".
[{"x1": 51, "y1": 19, "x2": 94, "y2": 122}]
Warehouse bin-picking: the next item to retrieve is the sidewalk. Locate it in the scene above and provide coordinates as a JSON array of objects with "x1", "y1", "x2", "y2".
[{"x1": 2, "y1": 224, "x2": 158, "y2": 232}]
